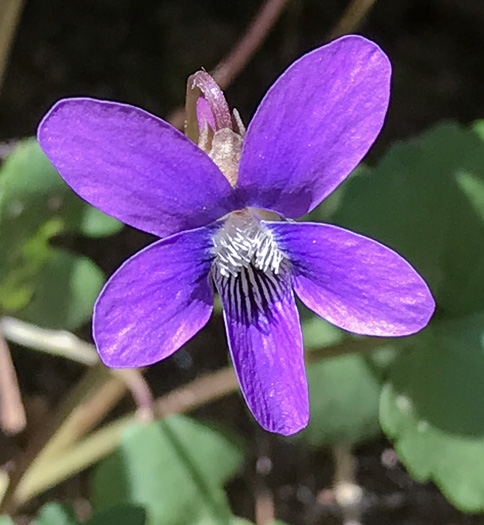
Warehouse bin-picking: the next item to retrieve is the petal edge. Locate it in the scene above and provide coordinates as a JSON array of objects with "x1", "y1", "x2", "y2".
[
  {"x1": 93, "y1": 225, "x2": 217, "y2": 367},
  {"x1": 38, "y1": 98, "x2": 239, "y2": 237},
  {"x1": 214, "y1": 263, "x2": 309, "y2": 435},
  {"x1": 238, "y1": 35, "x2": 391, "y2": 217}
]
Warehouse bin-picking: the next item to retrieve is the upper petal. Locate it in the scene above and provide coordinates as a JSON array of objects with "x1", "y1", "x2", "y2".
[
  {"x1": 213, "y1": 264, "x2": 309, "y2": 435},
  {"x1": 267, "y1": 222, "x2": 435, "y2": 336},
  {"x1": 93, "y1": 224, "x2": 216, "y2": 367},
  {"x1": 38, "y1": 98, "x2": 239, "y2": 237},
  {"x1": 237, "y1": 35, "x2": 391, "y2": 217}
]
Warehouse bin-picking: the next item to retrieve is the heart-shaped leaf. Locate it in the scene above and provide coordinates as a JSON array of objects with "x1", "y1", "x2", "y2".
[
  {"x1": 330, "y1": 121, "x2": 484, "y2": 510},
  {"x1": 91, "y1": 416, "x2": 244, "y2": 525}
]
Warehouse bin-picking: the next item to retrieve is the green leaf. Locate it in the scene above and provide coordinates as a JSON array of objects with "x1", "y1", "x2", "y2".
[
  {"x1": 0, "y1": 139, "x2": 112, "y2": 329},
  {"x1": 381, "y1": 315, "x2": 484, "y2": 512},
  {"x1": 300, "y1": 310, "x2": 400, "y2": 447},
  {"x1": 0, "y1": 138, "x2": 69, "y2": 253},
  {"x1": 304, "y1": 164, "x2": 371, "y2": 224},
  {"x1": 456, "y1": 169, "x2": 484, "y2": 224},
  {"x1": 326, "y1": 121, "x2": 484, "y2": 510},
  {"x1": 197, "y1": 518, "x2": 253, "y2": 525},
  {"x1": 91, "y1": 416, "x2": 244, "y2": 525},
  {"x1": 17, "y1": 248, "x2": 104, "y2": 330},
  {"x1": 0, "y1": 517, "x2": 15, "y2": 525},
  {"x1": 0, "y1": 218, "x2": 62, "y2": 311},
  {"x1": 301, "y1": 314, "x2": 344, "y2": 351},
  {"x1": 298, "y1": 351, "x2": 390, "y2": 447},
  {"x1": 78, "y1": 205, "x2": 123, "y2": 238},
  {"x1": 0, "y1": 138, "x2": 122, "y2": 243},
  {"x1": 32, "y1": 503, "x2": 78, "y2": 525},
  {"x1": 86, "y1": 505, "x2": 146, "y2": 525}
]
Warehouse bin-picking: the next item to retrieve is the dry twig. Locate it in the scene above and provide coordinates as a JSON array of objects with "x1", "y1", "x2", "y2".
[
  {"x1": 0, "y1": 0, "x2": 25, "y2": 94},
  {"x1": 0, "y1": 330, "x2": 26, "y2": 434}
]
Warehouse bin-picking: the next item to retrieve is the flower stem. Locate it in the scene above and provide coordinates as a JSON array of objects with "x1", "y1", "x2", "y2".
[
  {"x1": 10, "y1": 367, "x2": 237, "y2": 506},
  {"x1": 1, "y1": 316, "x2": 153, "y2": 420},
  {"x1": 35, "y1": 374, "x2": 127, "y2": 463},
  {"x1": 15, "y1": 418, "x2": 129, "y2": 506},
  {"x1": 114, "y1": 369, "x2": 154, "y2": 422},
  {"x1": 0, "y1": 318, "x2": 158, "y2": 514},
  {"x1": 168, "y1": 0, "x2": 291, "y2": 130},
  {"x1": 0, "y1": 364, "x2": 110, "y2": 514},
  {"x1": 211, "y1": 0, "x2": 291, "y2": 88},
  {"x1": 332, "y1": 444, "x2": 363, "y2": 525},
  {"x1": 327, "y1": 0, "x2": 379, "y2": 40},
  {"x1": 0, "y1": 329, "x2": 26, "y2": 435},
  {"x1": 0, "y1": 316, "x2": 98, "y2": 365},
  {"x1": 0, "y1": 0, "x2": 25, "y2": 94}
]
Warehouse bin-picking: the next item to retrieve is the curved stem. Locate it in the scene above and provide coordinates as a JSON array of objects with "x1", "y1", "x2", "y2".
[
  {"x1": 212, "y1": 0, "x2": 290, "y2": 89},
  {"x1": 327, "y1": 0, "x2": 378, "y2": 40},
  {"x1": 0, "y1": 316, "x2": 98, "y2": 365},
  {"x1": 168, "y1": 0, "x2": 291, "y2": 130},
  {"x1": 0, "y1": 0, "x2": 25, "y2": 94},
  {"x1": 0, "y1": 364, "x2": 110, "y2": 514},
  {"x1": 1, "y1": 317, "x2": 153, "y2": 420},
  {"x1": 0, "y1": 330, "x2": 25, "y2": 434},
  {"x1": 332, "y1": 444, "x2": 363, "y2": 525}
]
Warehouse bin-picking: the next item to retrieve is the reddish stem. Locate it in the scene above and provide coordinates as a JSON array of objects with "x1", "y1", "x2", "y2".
[{"x1": 168, "y1": 0, "x2": 291, "y2": 130}]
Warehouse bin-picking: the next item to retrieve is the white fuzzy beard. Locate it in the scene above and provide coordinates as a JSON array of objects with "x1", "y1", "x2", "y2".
[
  {"x1": 211, "y1": 209, "x2": 285, "y2": 279},
  {"x1": 211, "y1": 209, "x2": 290, "y2": 325}
]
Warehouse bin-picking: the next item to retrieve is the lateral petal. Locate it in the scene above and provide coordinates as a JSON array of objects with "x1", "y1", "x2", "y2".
[
  {"x1": 267, "y1": 222, "x2": 435, "y2": 336},
  {"x1": 237, "y1": 35, "x2": 391, "y2": 217},
  {"x1": 38, "y1": 98, "x2": 238, "y2": 237},
  {"x1": 93, "y1": 224, "x2": 217, "y2": 367}
]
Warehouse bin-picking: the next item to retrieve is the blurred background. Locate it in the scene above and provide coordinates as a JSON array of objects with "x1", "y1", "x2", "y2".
[{"x1": 1, "y1": 1, "x2": 484, "y2": 524}]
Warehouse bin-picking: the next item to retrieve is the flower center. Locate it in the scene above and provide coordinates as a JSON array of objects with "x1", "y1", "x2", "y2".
[
  {"x1": 211, "y1": 209, "x2": 291, "y2": 325},
  {"x1": 212, "y1": 209, "x2": 285, "y2": 279}
]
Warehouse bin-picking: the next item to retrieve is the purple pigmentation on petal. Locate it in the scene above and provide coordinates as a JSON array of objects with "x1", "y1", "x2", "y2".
[
  {"x1": 214, "y1": 262, "x2": 309, "y2": 435},
  {"x1": 38, "y1": 98, "x2": 240, "y2": 238},
  {"x1": 94, "y1": 224, "x2": 217, "y2": 368},
  {"x1": 237, "y1": 35, "x2": 391, "y2": 217},
  {"x1": 266, "y1": 221, "x2": 435, "y2": 336}
]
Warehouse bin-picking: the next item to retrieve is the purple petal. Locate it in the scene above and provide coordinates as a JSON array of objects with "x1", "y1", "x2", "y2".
[
  {"x1": 214, "y1": 265, "x2": 308, "y2": 435},
  {"x1": 38, "y1": 98, "x2": 238, "y2": 237},
  {"x1": 267, "y1": 222, "x2": 435, "y2": 336},
  {"x1": 237, "y1": 35, "x2": 391, "y2": 217},
  {"x1": 197, "y1": 97, "x2": 216, "y2": 131},
  {"x1": 93, "y1": 224, "x2": 216, "y2": 367}
]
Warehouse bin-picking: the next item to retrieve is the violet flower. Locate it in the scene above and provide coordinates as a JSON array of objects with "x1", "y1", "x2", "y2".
[{"x1": 38, "y1": 36, "x2": 434, "y2": 435}]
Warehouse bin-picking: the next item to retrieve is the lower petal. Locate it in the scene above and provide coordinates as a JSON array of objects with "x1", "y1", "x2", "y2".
[
  {"x1": 267, "y1": 222, "x2": 435, "y2": 336},
  {"x1": 214, "y1": 264, "x2": 309, "y2": 435},
  {"x1": 94, "y1": 225, "x2": 216, "y2": 367}
]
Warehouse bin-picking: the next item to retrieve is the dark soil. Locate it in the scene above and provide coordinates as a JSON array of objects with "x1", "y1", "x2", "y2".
[{"x1": 2, "y1": 0, "x2": 484, "y2": 524}]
